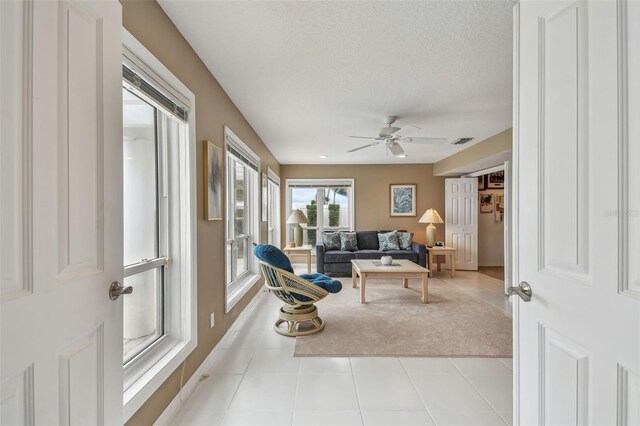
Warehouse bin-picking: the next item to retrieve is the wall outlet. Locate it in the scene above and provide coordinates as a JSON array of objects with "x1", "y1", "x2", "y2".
[{"x1": 210, "y1": 312, "x2": 215, "y2": 328}]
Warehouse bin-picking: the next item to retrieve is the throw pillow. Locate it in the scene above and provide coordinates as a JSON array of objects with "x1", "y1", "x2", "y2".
[
  {"x1": 296, "y1": 273, "x2": 343, "y2": 301},
  {"x1": 378, "y1": 231, "x2": 400, "y2": 251},
  {"x1": 340, "y1": 231, "x2": 359, "y2": 251},
  {"x1": 322, "y1": 232, "x2": 341, "y2": 251},
  {"x1": 253, "y1": 243, "x2": 294, "y2": 273},
  {"x1": 397, "y1": 231, "x2": 413, "y2": 250}
]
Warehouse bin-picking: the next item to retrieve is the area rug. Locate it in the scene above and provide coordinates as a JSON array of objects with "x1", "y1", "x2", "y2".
[{"x1": 294, "y1": 276, "x2": 512, "y2": 357}]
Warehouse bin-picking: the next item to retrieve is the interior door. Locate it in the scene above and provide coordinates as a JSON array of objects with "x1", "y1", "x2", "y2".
[
  {"x1": 1, "y1": 1, "x2": 123, "y2": 424},
  {"x1": 445, "y1": 178, "x2": 478, "y2": 270},
  {"x1": 515, "y1": 1, "x2": 639, "y2": 424}
]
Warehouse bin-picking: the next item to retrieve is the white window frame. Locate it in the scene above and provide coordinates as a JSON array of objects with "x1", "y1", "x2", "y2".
[
  {"x1": 267, "y1": 167, "x2": 281, "y2": 248},
  {"x1": 122, "y1": 30, "x2": 198, "y2": 422},
  {"x1": 285, "y1": 178, "x2": 356, "y2": 244},
  {"x1": 224, "y1": 126, "x2": 261, "y2": 312}
]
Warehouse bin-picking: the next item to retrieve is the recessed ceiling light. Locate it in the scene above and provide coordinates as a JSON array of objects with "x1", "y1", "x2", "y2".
[
  {"x1": 398, "y1": 154, "x2": 408, "y2": 158},
  {"x1": 319, "y1": 155, "x2": 328, "y2": 158}
]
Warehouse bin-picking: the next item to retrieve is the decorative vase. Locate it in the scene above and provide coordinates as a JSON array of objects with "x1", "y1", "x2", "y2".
[{"x1": 380, "y1": 256, "x2": 393, "y2": 265}]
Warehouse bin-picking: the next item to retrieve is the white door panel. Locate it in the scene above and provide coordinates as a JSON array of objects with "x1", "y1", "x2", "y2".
[
  {"x1": 445, "y1": 178, "x2": 478, "y2": 270},
  {"x1": 1, "y1": 1, "x2": 123, "y2": 424},
  {"x1": 515, "y1": 1, "x2": 640, "y2": 424}
]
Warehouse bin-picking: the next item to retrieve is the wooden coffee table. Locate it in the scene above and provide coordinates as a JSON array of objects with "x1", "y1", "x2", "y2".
[{"x1": 351, "y1": 259, "x2": 430, "y2": 304}]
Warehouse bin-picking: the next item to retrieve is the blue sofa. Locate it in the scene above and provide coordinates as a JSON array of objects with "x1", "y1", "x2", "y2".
[{"x1": 316, "y1": 230, "x2": 427, "y2": 275}]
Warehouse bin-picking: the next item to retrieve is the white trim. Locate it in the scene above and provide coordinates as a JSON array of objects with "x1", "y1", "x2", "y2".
[
  {"x1": 511, "y1": 3, "x2": 521, "y2": 424},
  {"x1": 462, "y1": 163, "x2": 505, "y2": 178},
  {"x1": 122, "y1": 29, "x2": 198, "y2": 422},
  {"x1": 267, "y1": 166, "x2": 280, "y2": 184},
  {"x1": 153, "y1": 290, "x2": 267, "y2": 426}
]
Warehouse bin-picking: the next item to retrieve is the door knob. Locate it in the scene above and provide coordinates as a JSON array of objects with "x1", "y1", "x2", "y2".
[
  {"x1": 109, "y1": 281, "x2": 133, "y2": 301},
  {"x1": 507, "y1": 281, "x2": 532, "y2": 302}
]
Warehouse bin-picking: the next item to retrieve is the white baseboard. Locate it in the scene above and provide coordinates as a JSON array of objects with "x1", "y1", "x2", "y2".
[{"x1": 153, "y1": 290, "x2": 266, "y2": 426}]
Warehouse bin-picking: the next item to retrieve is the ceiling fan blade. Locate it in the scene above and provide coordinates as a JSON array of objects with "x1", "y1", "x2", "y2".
[
  {"x1": 388, "y1": 142, "x2": 405, "y2": 156},
  {"x1": 401, "y1": 137, "x2": 448, "y2": 145},
  {"x1": 349, "y1": 135, "x2": 379, "y2": 140},
  {"x1": 347, "y1": 142, "x2": 379, "y2": 153},
  {"x1": 392, "y1": 125, "x2": 420, "y2": 138}
]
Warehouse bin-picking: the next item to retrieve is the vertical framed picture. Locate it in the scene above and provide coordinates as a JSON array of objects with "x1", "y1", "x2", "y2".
[
  {"x1": 204, "y1": 140, "x2": 223, "y2": 221},
  {"x1": 487, "y1": 171, "x2": 504, "y2": 188},
  {"x1": 261, "y1": 172, "x2": 268, "y2": 221},
  {"x1": 390, "y1": 184, "x2": 416, "y2": 216},
  {"x1": 494, "y1": 194, "x2": 505, "y2": 222},
  {"x1": 477, "y1": 175, "x2": 486, "y2": 190},
  {"x1": 480, "y1": 193, "x2": 494, "y2": 214}
]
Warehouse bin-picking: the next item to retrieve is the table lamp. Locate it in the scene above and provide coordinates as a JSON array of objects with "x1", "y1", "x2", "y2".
[
  {"x1": 418, "y1": 208, "x2": 444, "y2": 247},
  {"x1": 286, "y1": 209, "x2": 308, "y2": 247}
]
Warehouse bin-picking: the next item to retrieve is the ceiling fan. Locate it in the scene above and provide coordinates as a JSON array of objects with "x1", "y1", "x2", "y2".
[{"x1": 348, "y1": 116, "x2": 447, "y2": 156}]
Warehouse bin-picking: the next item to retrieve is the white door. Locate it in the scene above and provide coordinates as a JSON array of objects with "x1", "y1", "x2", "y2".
[
  {"x1": 515, "y1": 1, "x2": 640, "y2": 424},
  {"x1": 445, "y1": 178, "x2": 478, "y2": 270},
  {"x1": 1, "y1": 1, "x2": 123, "y2": 424}
]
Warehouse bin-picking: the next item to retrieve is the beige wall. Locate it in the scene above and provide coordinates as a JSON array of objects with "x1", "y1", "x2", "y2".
[
  {"x1": 478, "y1": 189, "x2": 505, "y2": 266},
  {"x1": 280, "y1": 164, "x2": 447, "y2": 245},
  {"x1": 122, "y1": 1, "x2": 280, "y2": 424},
  {"x1": 433, "y1": 128, "x2": 512, "y2": 176}
]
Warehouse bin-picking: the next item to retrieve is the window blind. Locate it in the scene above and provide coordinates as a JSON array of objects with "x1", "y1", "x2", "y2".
[
  {"x1": 123, "y1": 65, "x2": 188, "y2": 122},
  {"x1": 227, "y1": 144, "x2": 259, "y2": 172}
]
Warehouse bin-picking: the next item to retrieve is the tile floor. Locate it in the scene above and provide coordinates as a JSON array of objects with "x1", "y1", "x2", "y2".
[{"x1": 170, "y1": 267, "x2": 513, "y2": 426}]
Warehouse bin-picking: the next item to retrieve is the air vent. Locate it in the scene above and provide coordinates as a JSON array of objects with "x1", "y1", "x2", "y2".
[{"x1": 451, "y1": 137, "x2": 474, "y2": 145}]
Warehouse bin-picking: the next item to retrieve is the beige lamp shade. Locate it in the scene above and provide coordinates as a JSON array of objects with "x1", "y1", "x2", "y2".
[
  {"x1": 286, "y1": 209, "x2": 308, "y2": 224},
  {"x1": 418, "y1": 208, "x2": 444, "y2": 224}
]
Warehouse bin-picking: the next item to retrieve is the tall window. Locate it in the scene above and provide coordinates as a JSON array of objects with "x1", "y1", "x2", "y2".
[
  {"x1": 225, "y1": 127, "x2": 260, "y2": 311},
  {"x1": 286, "y1": 179, "x2": 355, "y2": 248},
  {"x1": 121, "y1": 33, "x2": 197, "y2": 421},
  {"x1": 267, "y1": 169, "x2": 281, "y2": 247}
]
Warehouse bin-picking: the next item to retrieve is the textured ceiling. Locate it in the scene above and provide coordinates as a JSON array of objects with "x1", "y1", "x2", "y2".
[{"x1": 158, "y1": 0, "x2": 515, "y2": 164}]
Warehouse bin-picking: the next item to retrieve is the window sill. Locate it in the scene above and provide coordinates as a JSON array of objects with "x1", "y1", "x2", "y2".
[
  {"x1": 123, "y1": 337, "x2": 197, "y2": 422},
  {"x1": 226, "y1": 273, "x2": 260, "y2": 313}
]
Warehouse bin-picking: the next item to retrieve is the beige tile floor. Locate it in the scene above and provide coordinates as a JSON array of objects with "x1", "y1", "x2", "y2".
[{"x1": 169, "y1": 266, "x2": 513, "y2": 426}]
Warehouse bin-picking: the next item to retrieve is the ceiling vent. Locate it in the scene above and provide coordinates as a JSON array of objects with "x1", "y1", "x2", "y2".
[{"x1": 451, "y1": 137, "x2": 474, "y2": 145}]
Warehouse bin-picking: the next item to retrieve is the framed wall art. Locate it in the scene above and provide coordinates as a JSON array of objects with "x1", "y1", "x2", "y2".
[
  {"x1": 205, "y1": 140, "x2": 223, "y2": 220},
  {"x1": 261, "y1": 172, "x2": 268, "y2": 221},
  {"x1": 480, "y1": 193, "x2": 494, "y2": 214},
  {"x1": 487, "y1": 171, "x2": 504, "y2": 189},
  {"x1": 390, "y1": 184, "x2": 416, "y2": 217}
]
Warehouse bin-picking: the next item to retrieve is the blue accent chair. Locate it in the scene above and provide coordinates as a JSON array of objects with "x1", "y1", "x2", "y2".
[{"x1": 254, "y1": 244, "x2": 342, "y2": 336}]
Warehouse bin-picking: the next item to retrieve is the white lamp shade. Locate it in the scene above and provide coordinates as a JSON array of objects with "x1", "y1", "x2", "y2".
[
  {"x1": 418, "y1": 208, "x2": 444, "y2": 224},
  {"x1": 286, "y1": 209, "x2": 308, "y2": 224}
]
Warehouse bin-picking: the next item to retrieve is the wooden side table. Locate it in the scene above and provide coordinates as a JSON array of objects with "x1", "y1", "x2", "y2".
[
  {"x1": 426, "y1": 246, "x2": 456, "y2": 278},
  {"x1": 282, "y1": 245, "x2": 312, "y2": 274}
]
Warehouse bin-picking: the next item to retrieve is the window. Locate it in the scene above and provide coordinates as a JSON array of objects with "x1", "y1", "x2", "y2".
[
  {"x1": 225, "y1": 127, "x2": 260, "y2": 312},
  {"x1": 267, "y1": 168, "x2": 281, "y2": 247},
  {"x1": 286, "y1": 179, "x2": 355, "y2": 249},
  {"x1": 122, "y1": 31, "x2": 197, "y2": 421}
]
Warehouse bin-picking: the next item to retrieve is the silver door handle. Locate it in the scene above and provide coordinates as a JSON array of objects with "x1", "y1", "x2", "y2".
[
  {"x1": 507, "y1": 281, "x2": 532, "y2": 302},
  {"x1": 109, "y1": 281, "x2": 133, "y2": 301}
]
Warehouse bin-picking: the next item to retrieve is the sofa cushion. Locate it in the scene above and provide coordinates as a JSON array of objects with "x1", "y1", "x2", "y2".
[
  {"x1": 384, "y1": 250, "x2": 419, "y2": 262},
  {"x1": 354, "y1": 250, "x2": 384, "y2": 260},
  {"x1": 340, "y1": 232, "x2": 359, "y2": 251},
  {"x1": 356, "y1": 231, "x2": 379, "y2": 250},
  {"x1": 324, "y1": 250, "x2": 356, "y2": 263},
  {"x1": 253, "y1": 244, "x2": 294, "y2": 273},
  {"x1": 378, "y1": 231, "x2": 400, "y2": 251},
  {"x1": 397, "y1": 231, "x2": 413, "y2": 250},
  {"x1": 322, "y1": 232, "x2": 341, "y2": 251}
]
